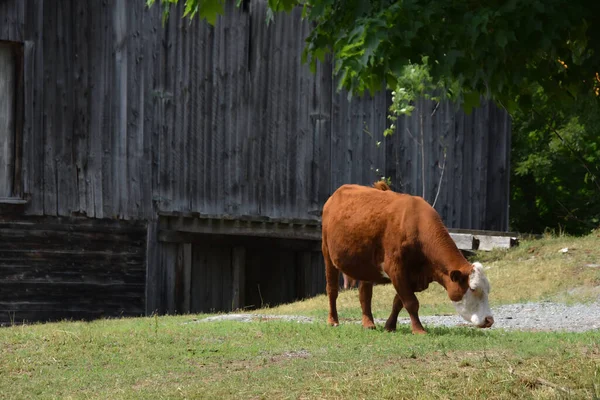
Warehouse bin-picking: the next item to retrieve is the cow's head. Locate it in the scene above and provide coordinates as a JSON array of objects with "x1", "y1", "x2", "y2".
[{"x1": 449, "y1": 262, "x2": 494, "y2": 328}]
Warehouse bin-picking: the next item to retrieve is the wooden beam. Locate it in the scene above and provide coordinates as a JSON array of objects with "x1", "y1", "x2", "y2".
[
  {"x1": 158, "y1": 230, "x2": 321, "y2": 251},
  {"x1": 449, "y1": 233, "x2": 476, "y2": 251},
  {"x1": 475, "y1": 235, "x2": 518, "y2": 251},
  {"x1": 158, "y1": 216, "x2": 519, "y2": 252}
]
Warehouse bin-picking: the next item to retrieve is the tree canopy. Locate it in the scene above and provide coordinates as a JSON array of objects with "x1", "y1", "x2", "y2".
[{"x1": 148, "y1": 0, "x2": 600, "y2": 114}]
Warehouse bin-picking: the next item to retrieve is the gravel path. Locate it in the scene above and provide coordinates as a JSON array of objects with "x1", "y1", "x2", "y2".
[{"x1": 197, "y1": 300, "x2": 600, "y2": 332}]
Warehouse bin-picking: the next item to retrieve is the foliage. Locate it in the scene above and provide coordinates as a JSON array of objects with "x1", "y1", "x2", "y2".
[
  {"x1": 148, "y1": 0, "x2": 600, "y2": 114},
  {"x1": 510, "y1": 91, "x2": 600, "y2": 234},
  {"x1": 146, "y1": 0, "x2": 226, "y2": 25}
]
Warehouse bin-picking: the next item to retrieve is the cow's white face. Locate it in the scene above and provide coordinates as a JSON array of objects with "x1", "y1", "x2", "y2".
[{"x1": 452, "y1": 262, "x2": 494, "y2": 328}]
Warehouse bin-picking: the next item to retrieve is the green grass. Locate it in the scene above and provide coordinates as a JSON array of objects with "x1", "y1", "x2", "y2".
[{"x1": 1, "y1": 232, "x2": 599, "y2": 399}]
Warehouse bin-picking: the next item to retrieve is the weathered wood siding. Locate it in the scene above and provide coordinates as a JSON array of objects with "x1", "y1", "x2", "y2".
[
  {"x1": 0, "y1": 217, "x2": 146, "y2": 324},
  {"x1": 0, "y1": 0, "x2": 24, "y2": 42},
  {"x1": 0, "y1": 43, "x2": 16, "y2": 197},
  {"x1": 0, "y1": 0, "x2": 511, "y2": 231},
  {"x1": 385, "y1": 99, "x2": 511, "y2": 231}
]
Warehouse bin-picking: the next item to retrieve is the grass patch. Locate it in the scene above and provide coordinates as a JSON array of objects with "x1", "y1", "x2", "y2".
[
  {"x1": 1, "y1": 316, "x2": 599, "y2": 399},
  {"x1": 1, "y1": 232, "x2": 599, "y2": 399},
  {"x1": 475, "y1": 230, "x2": 600, "y2": 305}
]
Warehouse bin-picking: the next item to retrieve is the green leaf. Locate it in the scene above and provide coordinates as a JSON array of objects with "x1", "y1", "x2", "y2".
[
  {"x1": 496, "y1": 31, "x2": 508, "y2": 49},
  {"x1": 198, "y1": 0, "x2": 224, "y2": 25},
  {"x1": 463, "y1": 91, "x2": 480, "y2": 114}
]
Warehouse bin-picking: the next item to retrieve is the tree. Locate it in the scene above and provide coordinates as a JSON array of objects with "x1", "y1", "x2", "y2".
[
  {"x1": 147, "y1": 0, "x2": 600, "y2": 114},
  {"x1": 510, "y1": 91, "x2": 600, "y2": 234}
]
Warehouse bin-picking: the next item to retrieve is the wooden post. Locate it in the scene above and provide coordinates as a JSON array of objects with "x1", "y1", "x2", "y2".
[
  {"x1": 174, "y1": 243, "x2": 192, "y2": 314},
  {"x1": 145, "y1": 220, "x2": 160, "y2": 315},
  {"x1": 182, "y1": 243, "x2": 192, "y2": 313},
  {"x1": 296, "y1": 251, "x2": 312, "y2": 299},
  {"x1": 231, "y1": 246, "x2": 246, "y2": 311}
]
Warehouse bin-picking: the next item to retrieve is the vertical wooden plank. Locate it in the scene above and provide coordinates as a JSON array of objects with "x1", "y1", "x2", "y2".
[
  {"x1": 11, "y1": 42, "x2": 23, "y2": 198},
  {"x1": 462, "y1": 108, "x2": 474, "y2": 228},
  {"x1": 0, "y1": 0, "x2": 24, "y2": 42},
  {"x1": 174, "y1": 243, "x2": 185, "y2": 313},
  {"x1": 438, "y1": 100, "x2": 454, "y2": 225},
  {"x1": 485, "y1": 104, "x2": 511, "y2": 230},
  {"x1": 452, "y1": 109, "x2": 465, "y2": 227},
  {"x1": 124, "y1": 1, "x2": 146, "y2": 219},
  {"x1": 23, "y1": 0, "x2": 44, "y2": 215},
  {"x1": 41, "y1": 3, "x2": 58, "y2": 215},
  {"x1": 311, "y1": 55, "x2": 332, "y2": 213},
  {"x1": 231, "y1": 246, "x2": 246, "y2": 310},
  {"x1": 295, "y1": 251, "x2": 311, "y2": 300},
  {"x1": 311, "y1": 251, "x2": 325, "y2": 297},
  {"x1": 71, "y1": 0, "x2": 92, "y2": 217},
  {"x1": 142, "y1": 2, "x2": 161, "y2": 220},
  {"x1": 145, "y1": 220, "x2": 160, "y2": 315},
  {"x1": 173, "y1": 9, "x2": 188, "y2": 213},
  {"x1": 190, "y1": 243, "x2": 206, "y2": 313},
  {"x1": 21, "y1": 40, "x2": 34, "y2": 202},
  {"x1": 162, "y1": 242, "x2": 178, "y2": 314},
  {"x1": 219, "y1": 246, "x2": 233, "y2": 311},
  {"x1": 83, "y1": 0, "x2": 105, "y2": 219},
  {"x1": 203, "y1": 23, "x2": 215, "y2": 214},
  {"x1": 54, "y1": 0, "x2": 78, "y2": 217},
  {"x1": 182, "y1": 243, "x2": 192, "y2": 313},
  {"x1": 0, "y1": 44, "x2": 16, "y2": 197}
]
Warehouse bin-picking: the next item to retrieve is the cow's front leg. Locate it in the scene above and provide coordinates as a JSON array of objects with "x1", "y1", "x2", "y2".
[
  {"x1": 384, "y1": 294, "x2": 403, "y2": 332},
  {"x1": 392, "y1": 279, "x2": 426, "y2": 334},
  {"x1": 358, "y1": 281, "x2": 376, "y2": 329},
  {"x1": 402, "y1": 291, "x2": 426, "y2": 334}
]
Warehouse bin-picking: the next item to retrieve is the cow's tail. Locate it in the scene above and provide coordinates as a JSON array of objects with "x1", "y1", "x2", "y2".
[{"x1": 373, "y1": 180, "x2": 391, "y2": 191}]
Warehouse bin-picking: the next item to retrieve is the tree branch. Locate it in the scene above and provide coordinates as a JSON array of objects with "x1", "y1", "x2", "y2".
[{"x1": 432, "y1": 150, "x2": 447, "y2": 209}]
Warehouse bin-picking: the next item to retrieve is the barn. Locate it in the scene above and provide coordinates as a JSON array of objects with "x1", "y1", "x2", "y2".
[{"x1": 0, "y1": 0, "x2": 511, "y2": 324}]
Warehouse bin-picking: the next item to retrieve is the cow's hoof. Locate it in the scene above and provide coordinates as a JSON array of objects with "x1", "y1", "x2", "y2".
[
  {"x1": 412, "y1": 329, "x2": 427, "y2": 335},
  {"x1": 361, "y1": 317, "x2": 376, "y2": 330},
  {"x1": 384, "y1": 324, "x2": 397, "y2": 332}
]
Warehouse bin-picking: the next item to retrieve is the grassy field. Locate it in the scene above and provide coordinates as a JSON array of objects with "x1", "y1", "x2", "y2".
[{"x1": 1, "y1": 232, "x2": 599, "y2": 399}]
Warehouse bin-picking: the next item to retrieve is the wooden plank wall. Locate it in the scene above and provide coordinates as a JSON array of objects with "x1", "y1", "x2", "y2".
[
  {"x1": 0, "y1": 217, "x2": 146, "y2": 324},
  {"x1": 385, "y1": 98, "x2": 511, "y2": 231},
  {"x1": 0, "y1": 0, "x2": 24, "y2": 42},
  {"x1": 0, "y1": 0, "x2": 510, "y2": 230}
]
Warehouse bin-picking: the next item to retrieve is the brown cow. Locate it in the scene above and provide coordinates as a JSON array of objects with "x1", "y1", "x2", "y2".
[{"x1": 321, "y1": 181, "x2": 494, "y2": 334}]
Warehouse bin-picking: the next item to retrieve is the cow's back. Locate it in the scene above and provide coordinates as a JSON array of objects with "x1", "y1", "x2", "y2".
[{"x1": 322, "y1": 184, "x2": 425, "y2": 282}]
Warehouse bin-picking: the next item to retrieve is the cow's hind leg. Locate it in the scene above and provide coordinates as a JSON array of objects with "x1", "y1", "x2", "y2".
[
  {"x1": 358, "y1": 281, "x2": 376, "y2": 329},
  {"x1": 384, "y1": 294, "x2": 403, "y2": 332},
  {"x1": 323, "y1": 247, "x2": 340, "y2": 327}
]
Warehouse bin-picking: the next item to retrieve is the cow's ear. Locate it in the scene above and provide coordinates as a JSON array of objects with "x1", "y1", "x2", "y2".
[{"x1": 450, "y1": 270, "x2": 464, "y2": 283}]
